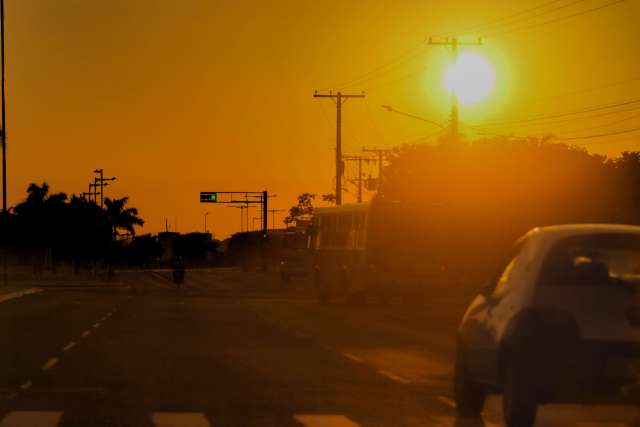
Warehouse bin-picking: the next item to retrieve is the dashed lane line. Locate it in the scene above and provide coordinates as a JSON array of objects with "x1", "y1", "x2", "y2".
[
  {"x1": 342, "y1": 352, "x2": 364, "y2": 363},
  {"x1": 41, "y1": 357, "x2": 59, "y2": 371},
  {"x1": 377, "y1": 369, "x2": 411, "y2": 384},
  {"x1": 436, "y1": 396, "x2": 456, "y2": 409},
  {"x1": 93, "y1": 322, "x2": 101, "y2": 329},
  {"x1": 294, "y1": 415, "x2": 361, "y2": 427},
  {"x1": 62, "y1": 342, "x2": 76, "y2": 352},
  {"x1": 151, "y1": 412, "x2": 210, "y2": 427},
  {"x1": 81, "y1": 330, "x2": 91, "y2": 338},
  {"x1": 19, "y1": 381, "x2": 32, "y2": 390}
]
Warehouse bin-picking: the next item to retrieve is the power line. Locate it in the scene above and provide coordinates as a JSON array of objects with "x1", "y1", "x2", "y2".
[
  {"x1": 436, "y1": 0, "x2": 566, "y2": 37},
  {"x1": 486, "y1": 0, "x2": 627, "y2": 37},
  {"x1": 317, "y1": 43, "x2": 428, "y2": 91},
  {"x1": 556, "y1": 127, "x2": 640, "y2": 140},
  {"x1": 473, "y1": 0, "x2": 589, "y2": 36},
  {"x1": 477, "y1": 98, "x2": 640, "y2": 127}
]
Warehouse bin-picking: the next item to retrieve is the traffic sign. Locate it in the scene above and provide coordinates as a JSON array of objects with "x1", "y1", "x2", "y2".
[{"x1": 200, "y1": 192, "x2": 217, "y2": 203}]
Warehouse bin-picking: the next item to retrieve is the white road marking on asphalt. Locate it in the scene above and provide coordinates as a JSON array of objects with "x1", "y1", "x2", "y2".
[
  {"x1": 342, "y1": 352, "x2": 363, "y2": 363},
  {"x1": 41, "y1": 357, "x2": 59, "y2": 371},
  {"x1": 377, "y1": 370, "x2": 411, "y2": 384},
  {"x1": 436, "y1": 396, "x2": 456, "y2": 408},
  {"x1": 93, "y1": 322, "x2": 101, "y2": 329},
  {"x1": 81, "y1": 330, "x2": 91, "y2": 338},
  {"x1": 151, "y1": 412, "x2": 210, "y2": 427},
  {"x1": 19, "y1": 381, "x2": 32, "y2": 390},
  {"x1": 62, "y1": 342, "x2": 76, "y2": 352},
  {"x1": 0, "y1": 411, "x2": 62, "y2": 427},
  {"x1": 293, "y1": 415, "x2": 360, "y2": 427},
  {"x1": 430, "y1": 416, "x2": 500, "y2": 427}
]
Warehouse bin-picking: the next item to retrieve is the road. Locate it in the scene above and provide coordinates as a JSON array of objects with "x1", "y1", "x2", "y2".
[{"x1": 0, "y1": 269, "x2": 637, "y2": 426}]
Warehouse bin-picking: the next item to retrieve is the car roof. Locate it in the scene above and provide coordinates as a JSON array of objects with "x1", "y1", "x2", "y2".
[{"x1": 525, "y1": 224, "x2": 640, "y2": 243}]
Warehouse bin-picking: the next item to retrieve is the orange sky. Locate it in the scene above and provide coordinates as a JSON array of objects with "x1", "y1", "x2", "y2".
[{"x1": 6, "y1": 0, "x2": 640, "y2": 238}]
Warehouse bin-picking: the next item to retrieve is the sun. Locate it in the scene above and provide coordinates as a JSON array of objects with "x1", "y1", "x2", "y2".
[{"x1": 444, "y1": 52, "x2": 496, "y2": 106}]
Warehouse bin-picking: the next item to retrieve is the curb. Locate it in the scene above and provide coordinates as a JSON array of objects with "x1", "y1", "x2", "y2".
[{"x1": 0, "y1": 287, "x2": 44, "y2": 304}]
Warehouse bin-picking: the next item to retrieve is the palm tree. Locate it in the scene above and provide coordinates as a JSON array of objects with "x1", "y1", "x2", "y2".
[{"x1": 104, "y1": 197, "x2": 144, "y2": 241}]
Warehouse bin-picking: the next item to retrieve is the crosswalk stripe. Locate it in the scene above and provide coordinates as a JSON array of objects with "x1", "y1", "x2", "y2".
[
  {"x1": 0, "y1": 411, "x2": 62, "y2": 427},
  {"x1": 151, "y1": 412, "x2": 210, "y2": 427},
  {"x1": 293, "y1": 415, "x2": 360, "y2": 427}
]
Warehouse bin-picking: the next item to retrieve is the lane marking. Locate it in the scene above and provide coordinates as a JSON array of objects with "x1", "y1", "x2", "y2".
[
  {"x1": 377, "y1": 370, "x2": 411, "y2": 384},
  {"x1": 0, "y1": 411, "x2": 62, "y2": 427},
  {"x1": 151, "y1": 412, "x2": 210, "y2": 427},
  {"x1": 81, "y1": 330, "x2": 91, "y2": 338},
  {"x1": 431, "y1": 416, "x2": 500, "y2": 427},
  {"x1": 342, "y1": 352, "x2": 363, "y2": 363},
  {"x1": 93, "y1": 322, "x2": 101, "y2": 329},
  {"x1": 41, "y1": 357, "x2": 59, "y2": 371},
  {"x1": 62, "y1": 342, "x2": 76, "y2": 352},
  {"x1": 19, "y1": 381, "x2": 32, "y2": 390},
  {"x1": 293, "y1": 415, "x2": 360, "y2": 427},
  {"x1": 436, "y1": 396, "x2": 456, "y2": 408}
]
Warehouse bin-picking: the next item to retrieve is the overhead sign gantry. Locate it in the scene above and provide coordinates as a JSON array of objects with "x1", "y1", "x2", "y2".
[{"x1": 199, "y1": 191, "x2": 269, "y2": 237}]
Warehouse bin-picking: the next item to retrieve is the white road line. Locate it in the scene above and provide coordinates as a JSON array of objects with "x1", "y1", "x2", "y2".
[
  {"x1": 41, "y1": 357, "x2": 59, "y2": 371},
  {"x1": 0, "y1": 411, "x2": 62, "y2": 427},
  {"x1": 342, "y1": 352, "x2": 363, "y2": 363},
  {"x1": 377, "y1": 370, "x2": 411, "y2": 384},
  {"x1": 19, "y1": 381, "x2": 32, "y2": 390},
  {"x1": 436, "y1": 396, "x2": 456, "y2": 408},
  {"x1": 151, "y1": 412, "x2": 210, "y2": 427},
  {"x1": 62, "y1": 342, "x2": 76, "y2": 352},
  {"x1": 81, "y1": 330, "x2": 91, "y2": 338},
  {"x1": 93, "y1": 322, "x2": 101, "y2": 329},
  {"x1": 293, "y1": 415, "x2": 360, "y2": 427}
]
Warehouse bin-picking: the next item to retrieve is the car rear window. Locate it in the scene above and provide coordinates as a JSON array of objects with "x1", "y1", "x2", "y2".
[{"x1": 538, "y1": 233, "x2": 640, "y2": 287}]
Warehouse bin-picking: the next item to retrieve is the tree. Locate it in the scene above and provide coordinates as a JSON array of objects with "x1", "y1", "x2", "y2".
[
  {"x1": 321, "y1": 193, "x2": 336, "y2": 205},
  {"x1": 284, "y1": 193, "x2": 315, "y2": 225},
  {"x1": 104, "y1": 197, "x2": 144, "y2": 241}
]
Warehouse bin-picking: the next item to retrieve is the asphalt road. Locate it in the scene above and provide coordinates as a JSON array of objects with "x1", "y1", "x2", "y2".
[{"x1": 0, "y1": 269, "x2": 638, "y2": 427}]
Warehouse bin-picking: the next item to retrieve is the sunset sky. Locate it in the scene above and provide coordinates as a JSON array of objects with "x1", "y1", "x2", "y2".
[{"x1": 6, "y1": 0, "x2": 640, "y2": 237}]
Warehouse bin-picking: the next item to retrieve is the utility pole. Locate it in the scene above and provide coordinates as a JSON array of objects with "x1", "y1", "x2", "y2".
[
  {"x1": 204, "y1": 212, "x2": 210, "y2": 233},
  {"x1": 362, "y1": 148, "x2": 392, "y2": 195},
  {"x1": 1, "y1": 0, "x2": 7, "y2": 214},
  {"x1": 428, "y1": 37, "x2": 482, "y2": 140},
  {"x1": 343, "y1": 155, "x2": 373, "y2": 203},
  {"x1": 268, "y1": 209, "x2": 286, "y2": 230},
  {"x1": 94, "y1": 169, "x2": 116, "y2": 208},
  {"x1": 313, "y1": 90, "x2": 365, "y2": 206}
]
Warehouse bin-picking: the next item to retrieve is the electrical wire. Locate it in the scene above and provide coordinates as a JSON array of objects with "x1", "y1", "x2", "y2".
[{"x1": 485, "y1": 0, "x2": 626, "y2": 37}]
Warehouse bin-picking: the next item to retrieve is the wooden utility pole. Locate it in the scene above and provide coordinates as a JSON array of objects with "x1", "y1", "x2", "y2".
[
  {"x1": 428, "y1": 37, "x2": 482, "y2": 139},
  {"x1": 313, "y1": 91, "x2": 365, "y2": 206},
  {"x1": 362, "y1": 148, "x2": 392, "y2": 195},
  {"x1": 343, "y1": 155, "x2": 373, "y2": 203}
]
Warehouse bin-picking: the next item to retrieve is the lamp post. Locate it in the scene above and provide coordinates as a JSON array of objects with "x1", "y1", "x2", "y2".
[
  {"x1": 204, "y1": 212, "x2": 210, "y2": 233},
  {"x1": 93, "y1": 169, "x2": 116, "y2": 208}
]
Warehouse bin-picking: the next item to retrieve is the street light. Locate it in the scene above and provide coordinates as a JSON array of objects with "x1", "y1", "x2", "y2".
[
  {"x1": 204, "y1": 211, "x2": 210, "y2": 233},
  {"x1": 93, "y1": 169, "x2": 116, "y2": 208}
]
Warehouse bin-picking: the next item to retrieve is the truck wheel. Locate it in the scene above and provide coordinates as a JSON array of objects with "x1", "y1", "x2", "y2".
[
  {"x1": 502, "y1": 359, "x2": 537, "y2": 427},
  {"x1": 454, "y1": 346, "x2": 486, "y2": 417}
]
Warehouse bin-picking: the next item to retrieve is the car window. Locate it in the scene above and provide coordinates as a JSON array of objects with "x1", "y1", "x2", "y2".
[{"x1": 538, "y1": 233, "x2": 640, "y2": 287}]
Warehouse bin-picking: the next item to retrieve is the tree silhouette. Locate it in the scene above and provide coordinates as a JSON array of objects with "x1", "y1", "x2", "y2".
[{"x1": 104, "y1": 197, "x2": 144, "y2": 241}]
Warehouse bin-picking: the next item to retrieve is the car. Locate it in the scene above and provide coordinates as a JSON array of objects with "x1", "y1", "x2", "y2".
[{"x1": 455, "y1": 224, "x2": 640, "y2": 427}]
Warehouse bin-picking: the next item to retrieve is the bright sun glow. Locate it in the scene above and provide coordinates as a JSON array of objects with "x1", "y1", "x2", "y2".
[{"x1": 444, "y1": 52, "x2": 496, "y2": 106}]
